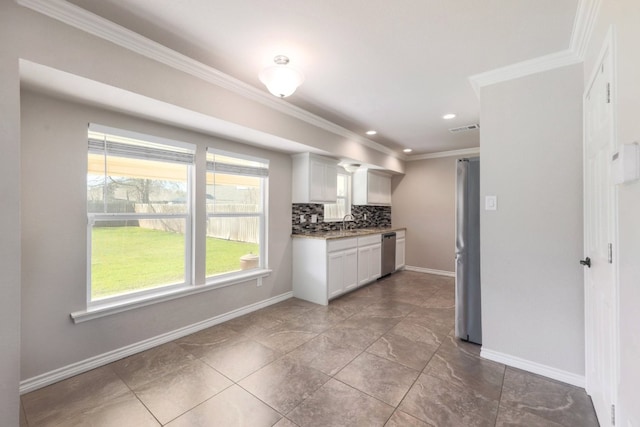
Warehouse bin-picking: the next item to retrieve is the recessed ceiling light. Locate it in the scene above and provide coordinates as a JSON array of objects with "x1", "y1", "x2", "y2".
[
  {"x1": 366, "y1": 130, "x2": 377, "y2": 135},
  {"x1": 403, "y1": 148, "x2": 413, "y2": 153},
  {"x1": 443, "y1": 113, "x2": 456, "y2": 120}
]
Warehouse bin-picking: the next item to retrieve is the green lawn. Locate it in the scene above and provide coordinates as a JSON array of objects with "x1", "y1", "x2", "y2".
[{"x1": 91, "y1": 226, "x2": 258, "y2": 300}]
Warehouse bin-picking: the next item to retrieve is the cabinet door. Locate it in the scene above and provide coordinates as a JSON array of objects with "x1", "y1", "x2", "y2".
[
  {"x1": 370, "y1": 243, "x2": 382, "y2": 279},
  {"x1": 327, "y1": 251, "x2": 344, "y2": 299},
  {"x1": 309, "y1": 159, "x2": 326, "y2": 202},
  {"x1": 357, "y1": 246, "x2": 371, "y2": 286},
  {"x1": 343, "y1": 248, "x2": 359, "y2": 291},
  {"x1": 352, "y1": 170, "x2": 392, "y2": 206},
  {"x1": 358, "y1": 244, "x2": 381, "y2": 285},
  {"x1": 379, "y1": 175, "x2": 391, "y2": 205},
  {"x1": 396, "y1": 238, "x2": 406, "y2": 269},
  {"x1": 371, "y1": 173, "x2": 391, "y2": 205},
  {"x1": 367, "y1": 173, "x2": 381, "y2": 204},
  {"x1": 323, "y1": 163, "x2": 337, "y2": 201},
  {"x1": 309, "y1": 160, "x2": 337, "y2": 203}
]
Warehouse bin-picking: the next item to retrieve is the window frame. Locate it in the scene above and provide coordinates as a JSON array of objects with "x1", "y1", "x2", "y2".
[
  {"x1": 205, "y1": 147, "x2": 269, "y2": 284},
  {"x1": 323, "y1": 168, "x2": 352, "y2": 222},
  {"x1": 74, "y1": 126, "x2": 273, "y2": 323},
  {"x1": 86, "y1": 124, "x2": 195, "y2": 308}
]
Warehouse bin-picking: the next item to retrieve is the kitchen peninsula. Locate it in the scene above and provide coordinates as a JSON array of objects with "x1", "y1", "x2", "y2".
[{"x1": 292, "y1": 227, "x2": 406, "y2": 305}]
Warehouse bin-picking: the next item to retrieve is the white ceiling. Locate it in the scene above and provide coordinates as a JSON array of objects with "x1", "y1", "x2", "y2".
[{"x1": 65, "y1": 0, "x2": 580, "y2": 156}]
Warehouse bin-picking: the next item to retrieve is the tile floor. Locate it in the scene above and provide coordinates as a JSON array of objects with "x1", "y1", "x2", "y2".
[{"x1": 20, "y1": 271, "x2": 599, "y2": 426}]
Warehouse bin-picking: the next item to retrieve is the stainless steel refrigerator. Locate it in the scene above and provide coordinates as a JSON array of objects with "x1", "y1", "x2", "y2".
[{"x1": 455, "y1": 157, "x2": 482, "y2": 344}]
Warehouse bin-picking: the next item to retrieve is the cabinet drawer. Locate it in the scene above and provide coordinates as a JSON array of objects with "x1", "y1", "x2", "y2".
[
  {"x1": 327, "y1": 237, "x2": 358, "y2": 252},
  {"x1": 395, "y1": 230, "x2": 406, "y2": 239},
  {"x1": 358, "y1": 234, "x2": 381, "y2": 247}
]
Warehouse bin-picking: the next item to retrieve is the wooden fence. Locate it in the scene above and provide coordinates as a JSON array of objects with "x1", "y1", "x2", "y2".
[{"x1": 135, "y1": 203, "x2": 260, "y2": 243}]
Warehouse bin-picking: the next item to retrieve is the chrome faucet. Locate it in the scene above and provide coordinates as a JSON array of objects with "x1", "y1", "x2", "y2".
[{"x1": 342, "y1": 214, "x2": 355, "y2": 231}]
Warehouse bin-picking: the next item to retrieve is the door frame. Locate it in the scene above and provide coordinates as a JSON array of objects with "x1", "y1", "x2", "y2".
[{"x1": 583, "y1": 25, "x2": 620, "y2": 424}]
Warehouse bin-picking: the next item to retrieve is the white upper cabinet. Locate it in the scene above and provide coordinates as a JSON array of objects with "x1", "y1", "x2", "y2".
[
  {"x1": 353, "y1": 169, "x2": 392, "y2": 206},
  {"x1": 292, "y1": 153, "x2": 338, "y2": 203}
]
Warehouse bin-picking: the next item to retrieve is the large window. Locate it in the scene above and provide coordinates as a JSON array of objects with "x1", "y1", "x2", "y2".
[
  {"x1": 206, "y1": 149, "x2": 268, "y2": 279},
  {"x1": 87, "y1": 125, "x2": 194, "y2": 303},
  {"x1": 324, "y1": 171, "x2": 351, "y2": 221}
]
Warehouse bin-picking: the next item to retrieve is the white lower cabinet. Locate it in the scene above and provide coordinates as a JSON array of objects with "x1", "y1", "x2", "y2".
[
  {"x1": 396, "y1": 230, "x2": 406, "y2": 270},
  {"x1": 328, "y1": 248, "x2": 358, "y2": 299},
  {"x1": 292, "y1": 234, "x2": 382, "y2": 305},
  {"x1": 357, "y1": 236, "x2": 382, "y2": 286},
  {"x1": 372, "y1": 244, "x2": 382, "y2": 278}
]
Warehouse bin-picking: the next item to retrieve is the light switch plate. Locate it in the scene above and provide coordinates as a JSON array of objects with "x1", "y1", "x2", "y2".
[
  {"x1": 485, "y1": 195, "x2": 497, "y2": 211},
  {"x1": 300, "y1": 214, "x2": 306, "y2": 223},
  {"x1": 311, "y1": 214, "x2": 318, "y2": 223}
]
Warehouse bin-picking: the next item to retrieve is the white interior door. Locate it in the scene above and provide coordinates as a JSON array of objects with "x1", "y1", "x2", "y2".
[{"x1": 584, "y1": 37, "x2": 618, "y2": 427}]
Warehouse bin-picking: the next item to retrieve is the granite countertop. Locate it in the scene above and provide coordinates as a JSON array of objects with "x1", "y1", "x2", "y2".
[{"x1": 291, "y1": 227, "x2": 406, "y2": 240}]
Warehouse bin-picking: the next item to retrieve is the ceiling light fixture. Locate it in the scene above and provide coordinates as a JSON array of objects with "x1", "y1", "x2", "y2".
[
  {"x1": 443, "y1": 113, "x2": 456, "y2": 120},
  {"x1": 403, "y1": 148, "x2": 413, "y2": 153},
  {"x1": 366, "y1": 130, "x2": 377, "y2": 135},
  {"x1": 259, "y1": 55, "x2": 305, "y2": 98}
]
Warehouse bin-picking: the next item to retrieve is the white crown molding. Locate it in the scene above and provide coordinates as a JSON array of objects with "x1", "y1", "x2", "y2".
[
  {"x1": 570, "y1": 0, "x2": 603, "y2": 60},
  {"x1": 468, "y1": 0, "x2": 602, "y2": 97},
  {"x1": 468, "y1": 49, "x2": 581, "y2": 97},
  {"x1": 481, "y1": 347, "x2": 585, "y2": 388},
  {"x1": 20, "y1": 291, "x2": 293, "y2": 394},
  {"x1": 16, "y1": 0, "x2": 398, "y2": 158},
  {"x1": 408, "y1": 147, "x2": 480, "y2": 161}
]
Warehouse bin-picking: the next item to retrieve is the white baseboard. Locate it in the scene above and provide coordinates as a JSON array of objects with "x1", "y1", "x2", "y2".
[
  {"x1": 404, "y1": 265, "x2": 455, "y2": 278},
  {"x1": 481, "y1": 347, "x2": 585, "y2": 388},
  {"x1": 20, "y1": 291, "x2": 293, "y2": 394}
]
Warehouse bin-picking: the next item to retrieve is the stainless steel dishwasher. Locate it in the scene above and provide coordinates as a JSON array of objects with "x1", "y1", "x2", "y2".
[{"x1": 381, "y1": 232, "x2": 396, "y2": 277}]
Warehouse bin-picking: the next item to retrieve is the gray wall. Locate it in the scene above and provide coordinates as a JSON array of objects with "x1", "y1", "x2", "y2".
[
  {"x1": 480, "y1": 64, "x2": 585, "y2": 375},
  {"x1": 8, "y1": 2, "x2": 403, "y2": 174},
  {"x1": 0, "y1": 2, "x2": 404, "y2": 419},
  {"x1": 586, "y1": 1, "x2": 640, "y2": 425},
  {"x1": 392, "y1": 156, "x2": 469, "y2": 273},
  {"x1": 0, "y1": 2, "x2": 22, "y2": 423},
  {"x1": 19, "y1": 90, "x2": 293, "y2": 380}
]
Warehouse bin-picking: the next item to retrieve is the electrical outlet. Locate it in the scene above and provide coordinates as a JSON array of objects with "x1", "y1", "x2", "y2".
[
  {"x1": 311, "y1": 214, "x2": 318, "y2": 223},
  {"x1": 364, "y1": 214, "x2": 367, "y2": 220},
  {"x1": 256, "y1": 277, "x2": 263, "y2": 287},
  {"x1": 300, "y1": 214, "x2": 306, "y2": 223}
]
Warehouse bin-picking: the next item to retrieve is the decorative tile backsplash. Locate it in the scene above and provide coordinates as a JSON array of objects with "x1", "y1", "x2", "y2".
[{"x1": 292, "y1": 204, "x2": 391, "y2": 234}]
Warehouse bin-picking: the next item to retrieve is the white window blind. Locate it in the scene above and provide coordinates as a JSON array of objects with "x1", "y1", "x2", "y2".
[
  {"x1": 88, "y1": 123, "x2": 195, "y2": 165},
  {"x1": 206, "y1": 150, "x2": 269, "y2": 177},
  {"x1": 88, "y1": 139, "x2": 194, "y2": 165}
]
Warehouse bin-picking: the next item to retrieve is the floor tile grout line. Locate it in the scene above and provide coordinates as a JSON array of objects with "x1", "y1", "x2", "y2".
[
  {"x1": 175, "y1": 340, "x2": 291, "y2": 423},
  {"x1": 229, "y1": 279, "x2": 445, "y2": 424},
  {"x1": 389, "y1": 325, "x2": 451, "y2": 426},
  {"x1": 20, "y1": 273, "x2": 471, "y2": 426},
  {"x1": 302, "y1": 289, "x2": 449, "y2": 425},
  {"x1": 124, "y1": 335, "x2": 251, "y2": 424},
  {"x1": 105, "y1": 361, "x2": 165, "y2": 426},
  {"x1": 492, "y1": 362, "x2": 509, "y2": 427},
  {"x1": 159, "y1": 381, "x2": 236, "y2": 426},
  {"x1": 329, "y1": 376, "x2": 398, "y2": 411}
]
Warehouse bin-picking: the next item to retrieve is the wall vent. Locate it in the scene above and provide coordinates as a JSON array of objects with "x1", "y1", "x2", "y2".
[{"x1": 449, "y1": 123, "x2": 480, "y2": 133}]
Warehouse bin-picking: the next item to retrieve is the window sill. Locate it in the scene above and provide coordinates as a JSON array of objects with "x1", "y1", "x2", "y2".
[{"x1": 70, "y1": 269, "x2": 272, "y2": 324}]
